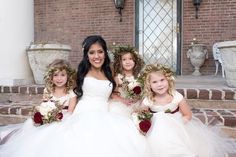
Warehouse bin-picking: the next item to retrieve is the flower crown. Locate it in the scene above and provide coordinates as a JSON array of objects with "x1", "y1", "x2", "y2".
[
  {"x1": 140, "y1": 63, "x2": 175, "y2": 83},
  {"x1": 111, "y1": 45, "x2": 139, "y2": 58},
  {"x1": 110, "y1": 45, "x2": 145, "y2": 77},
  {"x1": 44, "y1": 65, "x2": 76, "y2": 81}
]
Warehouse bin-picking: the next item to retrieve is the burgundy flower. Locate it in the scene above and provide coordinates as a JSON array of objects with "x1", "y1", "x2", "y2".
[
  {"x1": 133, "y1": 86, "x2": 142, "y2": 95},
  {"x1": 57, "y1": 112, "x2": 63, "y2": 120},
  {"x1": 33, "y1": 112, "x2": 43, "y2": 124},
  {"x1": 139, "y1": 120, "x2": 151, "y2": 133}
]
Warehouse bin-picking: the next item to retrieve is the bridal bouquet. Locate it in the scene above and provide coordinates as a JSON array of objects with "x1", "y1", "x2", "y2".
[
  {"x1": 120, "y1": 75, "x2": 143, "y2": 100},
  {"x1": 32, "y1": 100, "x2": 64, "y2": 126},
  {"x1": 132, "y1": 110, "x2": 153, "y2": 135}
]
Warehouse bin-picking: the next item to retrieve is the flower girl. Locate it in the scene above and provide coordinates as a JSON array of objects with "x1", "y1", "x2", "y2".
[
  {"x1": 0, "y1": 59, "x2": 77, "y2": 143},
  {"x1": 109, "y1": 45, "x2": 145, "y2": 118},
  {"x1": 140, "y1": 63, "x2": 236, "y2": 157}
]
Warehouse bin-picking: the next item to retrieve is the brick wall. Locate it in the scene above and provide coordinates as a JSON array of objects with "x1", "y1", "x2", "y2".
[
  {"x1": 182, "y1": 0, "x2": 236, "y2": 75},
  {"x1": 34, "y1": 0, "x2": 135, "y2": 69},
  {"x1": 34, "y1": 0, "x2": 236, "y2": 74}
]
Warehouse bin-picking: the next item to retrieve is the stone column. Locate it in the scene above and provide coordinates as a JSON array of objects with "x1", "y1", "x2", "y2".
[{"x1": 0, "y1": 0, "x2": 34, "y2": 85}]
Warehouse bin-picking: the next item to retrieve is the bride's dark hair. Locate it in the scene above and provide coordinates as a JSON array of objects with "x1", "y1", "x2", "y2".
[{"x1": 74, "y1": 35, "x2": 116, "y2": 98}]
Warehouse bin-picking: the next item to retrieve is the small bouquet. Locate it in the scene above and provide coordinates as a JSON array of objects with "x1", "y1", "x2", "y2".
[
  {"x1": 32, "y1": 100, "x2": 64, "y2": 126},
  {"x1": 121, "y1": 76, "x2": 143, "y2": 100},
  {"x1": 132, "y1": 110, "x2": 153, "y2": 135}
]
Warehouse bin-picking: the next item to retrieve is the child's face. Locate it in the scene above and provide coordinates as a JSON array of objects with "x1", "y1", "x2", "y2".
[
  {"x1": 88, "y1": 42, "x2": 105, "y2": 70},
  {"x1": 149, "y1": 72, "x2": 169, "y2": 95},
  {"x1": 52, "y1": 69, "x2": 68, "y2": 88},
  {"x1": 121, "y1": 53, "x2": 135, "y2": 72}
]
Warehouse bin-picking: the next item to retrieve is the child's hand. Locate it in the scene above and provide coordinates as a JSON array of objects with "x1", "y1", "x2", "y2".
[
  {"x1": 122, "y1": 98, "x2": 134, "y2": 106},
  {"x1": 182, "y1": 116, "x2": 190, "y2": 124}
]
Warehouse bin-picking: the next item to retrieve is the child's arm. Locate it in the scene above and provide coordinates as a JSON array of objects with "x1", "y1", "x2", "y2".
[
  {"x1": 110, "y1": 76, "x2": 133, "y2": 106},
  {"x1": 111, "y1": 91, "x2": 134, "y2": 106},
  {"x1": 67, "y1": 96, "x2": 77, "y2": 113},
  {"x1": 178, "y1": 98, "x2": 192, "y2": 123}
]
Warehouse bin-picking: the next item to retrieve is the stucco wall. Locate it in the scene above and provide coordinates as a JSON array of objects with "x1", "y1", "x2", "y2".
[{"x1": 0, "y1": 0, "x2": 34, "y2": 85}]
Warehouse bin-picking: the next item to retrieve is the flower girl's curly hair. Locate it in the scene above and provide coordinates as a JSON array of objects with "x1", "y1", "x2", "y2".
[
  {"x1": 140, "y1": 63, "x2": 175, "y2": 102},
  {"x1": 43, "y1": 59, "x2": 76, "y2": 98},
  {"x1": 112, "y1": 45, "x2": 145, "y2": 78}
]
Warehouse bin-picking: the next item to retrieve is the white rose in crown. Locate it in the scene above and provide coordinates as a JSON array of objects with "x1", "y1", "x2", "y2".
[{"x1": 36, "y1": 101, "x2": 57, "y2": 116}]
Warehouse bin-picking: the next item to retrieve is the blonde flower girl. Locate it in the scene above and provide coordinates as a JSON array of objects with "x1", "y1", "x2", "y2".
[{"x1": 140, "y1": 63, "x2": 236, "y2": 157}]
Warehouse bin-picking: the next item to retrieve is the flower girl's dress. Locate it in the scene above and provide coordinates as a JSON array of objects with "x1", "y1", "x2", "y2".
[
  {"x1": 0, "y1": 89, "x2": 76, "y2": 143},
  {"x1": 109, "y1": 74, "x2": 140, "y2": 118},
  {"x1": 0, "y1": 77, "x2": 152, "y2": 157},
  {"x1": 143, "y1": 91, "x2": 235, "y2": 157}
]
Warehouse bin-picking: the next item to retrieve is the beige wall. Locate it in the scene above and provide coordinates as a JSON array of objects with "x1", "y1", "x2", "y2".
[{"x1": 0, "y1": 0, "x2": 34, "y2": 85}]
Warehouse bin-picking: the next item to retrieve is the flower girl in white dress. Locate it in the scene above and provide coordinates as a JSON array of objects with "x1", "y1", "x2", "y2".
[
  {"x1": 0, "y1": 59, "x2": 77, "y2": 144},
  {"x1": 140, "y1": 63, "x2": 235, "y2": 157},
  {"x1": 0, "y1": 35, "x2": 152, "y2": 157},
  {"x1": 109, "y1": 46, "x2": 145, "y2": 118}
]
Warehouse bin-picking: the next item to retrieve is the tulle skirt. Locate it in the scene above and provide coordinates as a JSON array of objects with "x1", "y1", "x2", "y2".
[
  {"x1": 146, "y1": 112, "x2": 236, "y2": 157},
  {"x1": 108, "y1": 100, "x2": 133, "y2": 118},
  {"x1": 0, "y1": 110, "x2": 152, "y2": 157}
]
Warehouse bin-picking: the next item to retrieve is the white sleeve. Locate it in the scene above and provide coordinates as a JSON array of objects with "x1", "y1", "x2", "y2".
[
  {"x1": 142, "y1": 97, "x2": 152, "y2": 107},
  {"x1": 173, "y1": 91, "x2": 184, "y2": 104},
  {"x1": 69, "y1": 90, "x2": 77, "y2": 98}
]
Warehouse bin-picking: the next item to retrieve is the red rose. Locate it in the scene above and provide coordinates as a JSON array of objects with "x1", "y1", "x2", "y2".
[
  {"x1": 56, "y1": 112, "x2": 63, "y2": 120},
  {"x1": 33, "y1": 112, "x2": 43, "y2": 124},
  {"x1": 133, "y1": 86, "x2": 141, "y2": 95},
  {"x1": 139, "y1": 120, "x2": 151, "y2": 133}
]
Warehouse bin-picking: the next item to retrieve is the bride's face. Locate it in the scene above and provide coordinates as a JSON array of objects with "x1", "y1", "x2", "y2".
[{"x1": 88, "y1": 42, "x2": 105, "y2": 69}]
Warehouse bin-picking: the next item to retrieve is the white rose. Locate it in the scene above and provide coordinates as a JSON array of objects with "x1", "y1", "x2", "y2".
[
  {"x1": 37, "y1": 101, "x2": 56, "y2": 116},
  {"x1": 128, "y1": 81, "x2": 140, "y2": 90},
  {"x1": 125, "y1": 76, "x2": 135, "y2": 82}
]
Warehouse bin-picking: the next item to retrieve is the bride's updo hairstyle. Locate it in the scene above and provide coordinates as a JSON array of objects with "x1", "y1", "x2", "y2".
[{"x1": 75, "y1": 35, "x2": 116, "y2": 98}]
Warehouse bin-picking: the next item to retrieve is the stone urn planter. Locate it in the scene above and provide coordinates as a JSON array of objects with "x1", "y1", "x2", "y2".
[
  {"x1": 217, "y1": 40, "x2": 236, "y2": 87},
  {"x1": 187, "y1": 44, "x2": 208, "y2": 76},
  {"x1": 26, "y1": 43, "x2": 71, "y2": 84}
]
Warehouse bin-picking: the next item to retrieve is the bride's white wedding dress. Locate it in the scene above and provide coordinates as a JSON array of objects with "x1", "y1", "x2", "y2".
[{"x1": 0, "y1": 77, "x2": 152, "y2": 157}]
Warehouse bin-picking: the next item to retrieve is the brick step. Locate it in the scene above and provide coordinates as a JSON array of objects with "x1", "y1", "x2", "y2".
[
  {"x1": 1, "y1": 85, "x2": 236, "y2": 100},
  {"x1": 0, "y1": 94, "x2": 235, "y2": 126}
]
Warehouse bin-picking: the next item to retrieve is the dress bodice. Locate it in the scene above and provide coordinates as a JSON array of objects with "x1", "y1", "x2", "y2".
[
  {"x1": 143, "y1": 91, "x2": 183, "y2": 113},
  {"x1": 73, "y1": 77, "x2": 113, "y2": 113},
  {"x1": 51, "y1": 90, "x2": 76, "y2": 107},
  {"x1": 117, "y1": 74, "x2": 135, "y2": 97}
]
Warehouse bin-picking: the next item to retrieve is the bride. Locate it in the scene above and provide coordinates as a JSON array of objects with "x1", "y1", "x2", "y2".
[{"x1": 0, "y1": 35, "x2": 152, "y2": 157}]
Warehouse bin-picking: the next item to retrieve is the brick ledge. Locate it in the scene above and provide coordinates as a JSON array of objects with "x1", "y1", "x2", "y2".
[{"x1": 1, "y1": 85, "x2": 235, "y2": 100}]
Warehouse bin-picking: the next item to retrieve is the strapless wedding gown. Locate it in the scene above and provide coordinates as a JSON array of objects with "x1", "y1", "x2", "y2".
[{"x1": 0, "y1": 77, "x2": 152, "y2": 157}]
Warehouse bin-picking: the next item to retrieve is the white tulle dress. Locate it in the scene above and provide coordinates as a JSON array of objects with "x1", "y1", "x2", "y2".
[
  {"x1": 109, "y1": 74, "x2": 140, "y2": 118},
  {"x1": 0, "y1": 77, "x2": 152, "y2": 157},
  {"x1": 143, "y1": 91, "x2": 236, "y2": 157},
  {"x1": 0, "y1": 89, "x2": 76, "y2": 143}
]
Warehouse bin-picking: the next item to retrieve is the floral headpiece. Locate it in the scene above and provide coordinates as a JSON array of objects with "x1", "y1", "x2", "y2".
[
  {"x1": 43, "y1": 60, "x2": 76, "y2": 95},
  {"x1": 140, "y1": 63, "x2": 175, "y2": 97},
  {"x1": 111, "y1": 45, "x2": 145, "y2": 77},
  {"x1": 140, "y1": 64, "x2": 175, "y2": 82}
]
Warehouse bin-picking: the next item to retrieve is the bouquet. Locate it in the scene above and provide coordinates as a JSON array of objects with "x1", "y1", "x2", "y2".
[
  {"x1": 32, "y1": 100, "x2": 64, "y2": 126},
  {"x1": 121, "y1": 75, "x2": 143, "y2": 100},
  {"x1": 132, "y1": 110, "x2": 153, "y2": 135}
]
